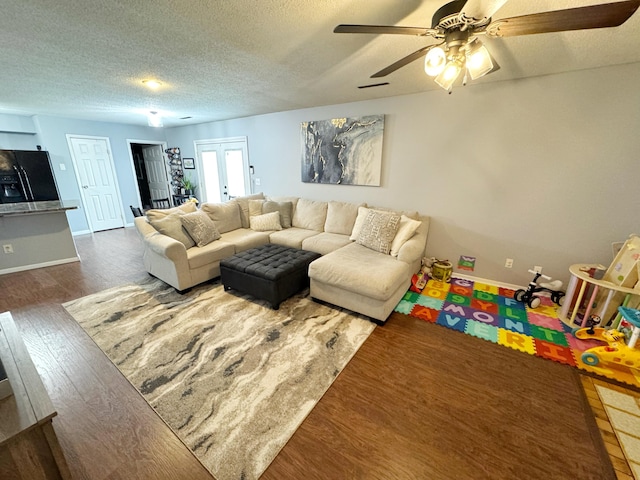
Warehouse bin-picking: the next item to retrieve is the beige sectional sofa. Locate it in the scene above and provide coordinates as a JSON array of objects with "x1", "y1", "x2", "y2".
[{"x1": 134, "y1": 193, "x2": 429, "y2": 323}]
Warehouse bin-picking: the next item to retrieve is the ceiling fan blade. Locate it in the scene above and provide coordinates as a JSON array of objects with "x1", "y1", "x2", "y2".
[
  {"x1": 485, "y1": 0, "x2": 640, "y2": 37},
  {"x1": 371, "y1": 44, "x2": 442, "y2": 78},
  {"x1": 334, "y1": 24, "x2": 436, "y2": 36},
  {"x1": 459, "y1": 0, "x2": 509, "y2": 24}
]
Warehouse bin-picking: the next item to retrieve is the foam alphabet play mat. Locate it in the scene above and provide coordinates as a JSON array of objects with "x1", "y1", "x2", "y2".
[{"x1": 395, "y1": 276, "x2": 640, "y2": 388}]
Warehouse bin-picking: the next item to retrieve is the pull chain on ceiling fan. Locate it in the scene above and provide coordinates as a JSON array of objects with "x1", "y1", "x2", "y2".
[{"x1": 334, "y1": 0, "x2": 640, "y2": 93}]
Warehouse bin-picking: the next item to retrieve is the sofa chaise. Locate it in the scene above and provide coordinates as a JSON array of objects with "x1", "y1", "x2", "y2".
[{"x1": 133, "y1": 193, "x2": 430, "y2": 322}]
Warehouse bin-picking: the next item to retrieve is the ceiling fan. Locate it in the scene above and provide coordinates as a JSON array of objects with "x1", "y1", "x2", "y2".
[{"x1": 334, "y1": 0, "x2": 640, "y2": 92}]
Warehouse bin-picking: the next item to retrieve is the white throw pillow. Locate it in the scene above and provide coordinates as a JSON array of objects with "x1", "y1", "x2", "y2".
[
  {"x1": 356, "y1": 210, "x2": 401, "y2": 255},
  {"x1": 390, "y1": 215, "x2": 422, "y2": 257},
  {"x1": 250, "y1": 211, "x2": 282, "y2": 231},
  {"x1": 180, "y1": 210, "x2": 221, "y2": 247},
  {"x1": 201, "y1": 201, "x2": 242, "y2": 233}
]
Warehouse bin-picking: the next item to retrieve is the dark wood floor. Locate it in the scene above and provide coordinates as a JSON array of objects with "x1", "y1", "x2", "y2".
[{"x1": 0, "y1": 227, "x2": 615, "y2": 479}]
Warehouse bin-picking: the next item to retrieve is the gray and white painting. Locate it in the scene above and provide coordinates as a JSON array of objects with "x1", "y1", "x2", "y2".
[{"x1": 301, "y1": 115, "x2": 384, "y2": 186}]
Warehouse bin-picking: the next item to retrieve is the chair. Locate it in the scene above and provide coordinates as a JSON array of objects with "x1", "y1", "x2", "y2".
[
  {"x1": 130, "y1": 205, "x2": 144, "y2": 217},
  {"x1": 151, "y1": 198, "x2": 171, "y2": 209}
]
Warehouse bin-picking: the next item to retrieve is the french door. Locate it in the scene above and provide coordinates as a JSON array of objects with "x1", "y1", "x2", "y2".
[{"x1": 194, "y1": 137, "x2": 251, "y2": 203}]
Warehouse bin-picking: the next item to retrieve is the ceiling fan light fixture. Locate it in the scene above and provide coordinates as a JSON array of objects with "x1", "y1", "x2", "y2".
[
  {"x1": 424, "y1": 47, "x2": 446, "y2": 76},
  {"x1": 466, "y1": 41, "x2": 493, "y2": 80},
  {"x1": 434, "y1": 58, "x2": 463, "y2": 90}
]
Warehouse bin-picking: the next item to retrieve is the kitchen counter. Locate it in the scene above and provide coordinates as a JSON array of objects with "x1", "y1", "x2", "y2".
[
  {"x1": 0, "y1": 200, "x2": 79, "y2": 217},
  {"x1": 0, "y1": 201, "x2": 80, "y2": 275}
]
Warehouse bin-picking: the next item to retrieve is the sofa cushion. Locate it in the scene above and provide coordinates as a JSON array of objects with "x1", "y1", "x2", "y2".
[
  {"x1": 390, "y1": 215, "x2": 422, "y2": 257},
  {"x1": 248, "y1": 199, "x2": 265, "y2": 218},
  {"x1": 234, "y1": 192, "x2": 265, "y2": 228},
  {"x1": 148, "y1": 213, "x2": 196, "y2": 249},
  {"x1": 180, "y1": 210, "x2": 221, "y2": 247},
  {"x1": 145, "y1": 202, "x2": 197, "y2": 222},
  {"x1": 201, "y1": 201, "x2": 242, "y2": 233},
  {"x1": 308, "y1": 242, "x2": 411, "y2": 301},
  {"x1": 219, "y1": 228, "x2": 271, "y2": 253},
  {"x1": 269, "y1": 227, "x2": 321, "y2": 249},
  {"x1": 292, "y1": 198, "x2": 327, "y2": 231},
  {"x1": 250, "y1": 211, "x2": 282, "y2": 231},
  {"x1": 263, "y1": 200, "x2": 293, "y2": 228},
  {"x1": 301, "y1": 232, "x2": 352, "y2": 255},
  {"x1": 324, "y1": 201, "x2": 363, "y2": 235},
  {"x1": 356, "y1": 210, "x2": 401, "y2": 255},
  {"x1": 186, "y1": 240, "x2": 236, "y2": 270}
]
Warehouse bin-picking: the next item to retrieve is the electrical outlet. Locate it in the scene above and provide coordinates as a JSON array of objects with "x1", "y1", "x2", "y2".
[
  {"x1": 505, "y1": 258, "x2": 513, "y2": 268},
  {"x1": 534, "y1": 265, "x2": 543, "y2": 273},
  {"x1": 3, "y1": 244, "x2": 14, "y2": 254}
]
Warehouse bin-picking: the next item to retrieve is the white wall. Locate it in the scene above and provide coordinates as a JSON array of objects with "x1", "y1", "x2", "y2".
[{"x1": 166, "y1": 62, "x2": 640, "y2": 286}]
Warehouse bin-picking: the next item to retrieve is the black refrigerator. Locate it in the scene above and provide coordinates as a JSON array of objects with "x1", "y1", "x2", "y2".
[{"x1": 0, "y1": 150, "x2": 60, "y2": 203}]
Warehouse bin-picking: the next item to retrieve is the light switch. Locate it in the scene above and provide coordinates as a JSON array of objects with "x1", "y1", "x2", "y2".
[
  {"x1": 59, "y1": 163, "x2": 66, "y2": 171},
  {"x1": 254, "y1": 178, "x2": 261, "y2": 186}
]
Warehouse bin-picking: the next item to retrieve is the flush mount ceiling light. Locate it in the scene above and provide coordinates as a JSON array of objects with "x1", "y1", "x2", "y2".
[
  {"x1": 142, "y1": 79, "x2": 162, "y2": 90},
  {"x1": 147, "y1": 111, "x2": 163, "y2": 127},
  {"x1": 334, "y1": 0, "x2": 640, "y2": 92}
]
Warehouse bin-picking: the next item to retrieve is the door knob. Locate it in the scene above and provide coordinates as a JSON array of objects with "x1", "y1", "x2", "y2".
[{"x1": 83, "y1": 185, "x2": 88, "y2": 189}]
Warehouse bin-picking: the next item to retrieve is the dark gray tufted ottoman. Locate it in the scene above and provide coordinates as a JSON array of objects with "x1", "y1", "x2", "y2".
[{"x1": 220, "y1": 244, "x2": 321, "y2": 309}]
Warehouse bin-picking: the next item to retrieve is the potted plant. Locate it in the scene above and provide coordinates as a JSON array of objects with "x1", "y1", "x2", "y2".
[{"x1": 180, "y1": 175, "x2": 197, "y2": 196}]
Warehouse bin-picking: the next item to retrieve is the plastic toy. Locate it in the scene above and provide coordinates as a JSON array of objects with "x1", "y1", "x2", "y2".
[
  {"x1": 514, "y1": 269, "x2": 565, "y2": 309},
  {"x1": 575, "y1": 306, "x2": 640, "y2": 370},
  {"x1": 410, "y1": 257, "x2": 436, "y2": 292}
]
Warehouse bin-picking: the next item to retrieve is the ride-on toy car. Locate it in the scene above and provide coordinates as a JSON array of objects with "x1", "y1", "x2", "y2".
[{"x1": 514, "y1": 269, "x2": 565, "y2": 309}]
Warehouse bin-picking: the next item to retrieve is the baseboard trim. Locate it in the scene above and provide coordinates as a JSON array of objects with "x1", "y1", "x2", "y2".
[
  {"x1": 0, "y1": 257, "x2": 80, "y2": 275},
  {"x1": 454, "y1": 272, "x2": 525, "y2": 291},
  {"x1": 72, "y1": 229, "x2": 91, "y2": 236}
]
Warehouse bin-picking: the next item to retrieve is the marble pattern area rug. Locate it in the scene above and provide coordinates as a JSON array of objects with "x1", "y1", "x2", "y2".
[{"x1": 63, "y1": 278, "x2": 375, "y2": 480}]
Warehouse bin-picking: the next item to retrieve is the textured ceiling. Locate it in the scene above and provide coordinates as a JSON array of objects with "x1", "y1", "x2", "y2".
[{"x1": 1, "y1": 0, "x2": 639, "y2": 127}]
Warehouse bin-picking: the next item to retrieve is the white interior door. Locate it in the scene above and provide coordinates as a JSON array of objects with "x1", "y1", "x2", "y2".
[
  {"x1": 68, "y1": 135, "x2": 124, "y2": 232},
  {"x1": 142, "y1": 145, "x2": 170, "y2": 201},
  {"x1": 195, "y1": 138, "x2": 251, "y2": 203}
]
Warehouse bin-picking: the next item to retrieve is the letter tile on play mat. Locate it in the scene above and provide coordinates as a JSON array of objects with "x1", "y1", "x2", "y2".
[
  {"x1": 534, "y1": 340, "x2": 575, "y2": 366},
  {"x1": 499, "y1": 317, "x2": 531, "y2": 335},
  {"x1": 470, "y1": 310, "x2": 500, "y2": 327},
  {"x1": 441, "y1": 302, "x2": 474, "y2": 320},
  {"x1": 449, "y1": 284, "x2": 473, "y2": 297},
  {"x1": 411, "y1": 305, "x2": 439, "y2": 323},
  {"x1": 446, "y1": 292, "x2": 471, "y2": 306},
  {"x1": 416, "y1": 295, "x2": 444, "y2": 310},
  {"x1": 530, "y1": 325, "x2": 569, "y2": 346},
  {"x1": 527, "y1": 312, "x2": 564, "y2": 331},
  {"x1": 470, "y1": 298, "x2": 499, "y2": 314},
  {"x1": 497, "y1": 296, "x2": 522, "y2": 309},
  {"x1": 498, "y1": 305, "x2": 528, "y2": 322},
  {"x1": 395, "y1": 299, "x2": 417, "y2": 315},
  {"x1": 426, "y1": 279, "x2": 450, "y2": 292},
  {"x1": 465, "y1": 319, "x2": 499, "y2": 342},
  {"x1": 531, "y1": 304, "x2": 558, "y2": 317},
  {"x1": 421, "y1": 287, "x2": 448, "y2": 300},
  {"x1": 473, "y1": 282, "x2": 499, "y2": 295},
  {"x1": 473, "y1": 290, "x2": 498, "y2": 303},
  {"x1": 498, "y1": 330, "x2": 536, "y2": 355},
  {"x1": 499, "y1": 287, "x2": 516, "y2": 298},
  {"x1": 565, "y1": 334, "x2": 603, "y2": 351},
  {"x1": 437, "y1": 311, "x2": 467, "y2": 332},
  {"x1": 402, "y1": 291, "x2": 421, "y2": 303}
]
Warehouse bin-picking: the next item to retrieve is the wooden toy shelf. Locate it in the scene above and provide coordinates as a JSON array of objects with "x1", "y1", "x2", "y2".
[{"x1": 558, "y1": 263, "x2": 640, "y2": 329}]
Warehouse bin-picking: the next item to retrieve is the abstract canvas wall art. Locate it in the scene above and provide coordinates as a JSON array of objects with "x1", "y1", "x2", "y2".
[{"x1": 301, "y1": 114, "x2": 384, "y2": 186}]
